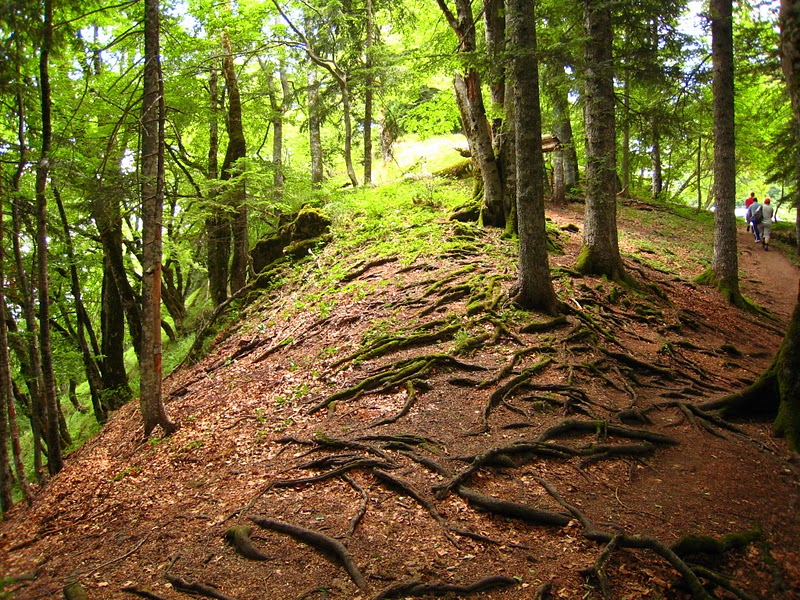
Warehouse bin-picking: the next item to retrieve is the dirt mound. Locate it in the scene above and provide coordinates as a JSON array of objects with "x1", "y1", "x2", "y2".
[{"x1": 1, "y1": 200, "x2": 799, "y2": 600}]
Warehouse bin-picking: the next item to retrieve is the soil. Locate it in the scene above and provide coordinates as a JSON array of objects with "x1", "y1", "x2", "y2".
[{"x1": 2, "y1": 199, "x2": 799, "y2": 600}]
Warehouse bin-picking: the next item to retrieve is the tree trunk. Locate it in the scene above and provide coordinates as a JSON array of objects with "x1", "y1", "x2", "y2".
[
  {"x1": 221, "y1": 30, "x2": 249, "y2": 295},
  {"x1": 0, "y1": 197, "x2": 16, "y2": 511},
  {"x1": 363, "y1": 0, "x2": 374, "y2": 185},
  {"x1": 36, "y1": 0, "x2": 63, "y2": 475},
  {"x1": 550, "y1": 75, "x2": 579, "y2": 201},
  {"x1": 576, "y1": 0, "x2": 626, "y2": 282},
  {"x1": 438, "y1": 0, "x2": 505, "y2": 227},
  {"x1": 707, "y1": 0, "x2": 741, "y2": 302},
  {"x1": 140, "y1": 0, "x2": 176, "y2": 438},
  {"x1": 508, "y1": 0, "x2": 558, "y2": 314},
  {"x1": 651, "y1": 118, "x2": 663, "y2": 199},
  {"x1": 621, "y1": 76, "x2": 631, "y2": 193},
  {"x1": 100, "y1": 266, "x2": 133, "y2": 411},
  {"x1": 266, "y1": 60, "x2": 291, "y2": 191},
  {"x1": 206, "y1": 68, "x2": 230, "y2": 307},
  {"x1": 54, "y1": 183, "x2": 107, "y2": 422},
  {"x1": 308, "y1": 69, "x2": 324, "y2": 187}
]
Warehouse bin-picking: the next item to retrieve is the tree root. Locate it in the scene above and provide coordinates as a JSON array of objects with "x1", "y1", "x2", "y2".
[
  {"x1": 536, "y1": 419, "x2": 679, "y2": 447},
  {"x1": 224, "y1": 525, "x2": 270, "y2": 561},
  {"x1": 455, "y1": 485, "x2": 571, "y2": 527},
  {"x1": 329, "y1": 322, "x2": 461, "y2": 369},
  {"x1": 367, "y1": 381, "x2": 420, "y2": 428},
  {"x1": 273, "y1": 457, "x2": 397, "y2": 488},
  {"x1": 671, "y1": 530, "x2": 761, "y2": 558},
  {"x1": 249, "y1": 516, "x2": 368, "y2": 590},
  {"x1": 342, "y1": 474, "x2": 368, "y2": 537},
  {"x1": 481, "y1": 358, "x2": 553, "y2": 430},
  {"x1": 534, "y1": 476, "x2": 713, "y2": 600},
  {"x1": 373, "y1": 469, "x2": 460, "y2": 547},
  {"x1": 520, "y1": 315, "x2": 569, "y2": 333},
  {"x1": 370, "y1": 575, "x2": 517, "y2": 599},
  {"x1": 165, "y1": 569, "x2": 237, "y2": 600},
  {"x1": 309, "y1": 354, "x2": 486, "y2": 415},
  {"x1": 340, "y1": 257, "x2": 398, "y2": 283},
  {"x1": 121, "y1": 586, "x2": 169, "y2": 600}
]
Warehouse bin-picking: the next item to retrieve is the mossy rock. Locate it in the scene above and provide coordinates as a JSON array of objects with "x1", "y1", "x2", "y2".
[{"x1": 251, "y1": 208, "x2": 332, "y2": 273}]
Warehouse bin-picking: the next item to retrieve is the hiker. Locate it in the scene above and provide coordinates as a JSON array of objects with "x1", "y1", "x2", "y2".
[
  {"x1": 746, "y1": 196, "x2": 763, "y2": 242},
  {"x1": 759, "y1": 197, "x2": 775, "y2": 250},
  {"x1": 745, "y1": 192, "x2": 756, "y2": 232}
]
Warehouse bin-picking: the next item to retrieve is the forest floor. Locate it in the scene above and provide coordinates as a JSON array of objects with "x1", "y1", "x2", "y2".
[{"x1": 1, "y1": 194, "x2": 800, "y2": 600}]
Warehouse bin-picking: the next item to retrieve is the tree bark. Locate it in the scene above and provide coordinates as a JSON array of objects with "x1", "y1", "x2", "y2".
[
  {"x1": 308, "y1": 69, "x2": 324, "y2": 187},
  {"x1": 508, "y1": 0, "x2": 558, "y2": 314},
  {"x1": 36, "y1": 0, "x2": 63, "y2": 475},
  {"x1": 438, "y1": 0, "x2": 505, "y2": 227},
  {"x1": 363, "y1": 0, "x2": 374, "y2": 184},
  {"x1": 576, "y1": 0, "x2": 626, "y2": 281},
  {"x1": 140, "y1": 0, "x2": 177, "y2": 438},
  {"x1": 651, "y1": 118, "x2": 663, "y2": 199},
  {"x1": 708, "y1": 0, "x2": 741, "y2": 302},
  {"x1": 206, "y1": 68, "x2": 230, "y2": 307},
  {"x1": 221, "y1": 30, "x2": 249, "y2": 295}
]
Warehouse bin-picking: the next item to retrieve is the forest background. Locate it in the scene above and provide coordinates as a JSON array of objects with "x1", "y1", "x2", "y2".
[{"x1": 0, "y1": 0, "x2": 799, "y2": 531}]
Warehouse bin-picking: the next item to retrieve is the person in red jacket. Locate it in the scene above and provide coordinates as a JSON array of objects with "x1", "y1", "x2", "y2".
[{"x1": 744, "y1": 191, "x2": 756, "y2": 232}]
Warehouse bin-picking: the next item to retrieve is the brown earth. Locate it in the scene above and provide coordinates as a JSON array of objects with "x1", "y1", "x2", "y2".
[{"x1": 1, "y1": 199, "x2": 799, "y2": 600}]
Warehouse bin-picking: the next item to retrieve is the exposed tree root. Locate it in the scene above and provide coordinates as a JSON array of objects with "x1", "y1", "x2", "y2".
[
  {"x1": 63, "y1": 582, "x2": 89, "y2": 600},
  {"x1": 249, "y1": 516, "x2": 368, "y2": 590},
  {"x1": 121, "y1": 586, "x2": 169, "y2": 600},
  {"x1": 480, "y1": 358, "x2": 553, "y2": 430},
  {"x1": 535, "y1": 419, "x2": 679, "y2": 447},
  {"x1": 367, "y1": 381, "x2": 420, "y2": 428},
  {"x1": 273, "y1": 457, "x2": 397, "y2": 488},
  {"x1": 373, "y1": 469, "x2": 460, "y2": 547},
  {"x1": 330, "y1": 321, "x2": 461, "y2": 369},
  {"x1": 670, "y1": 530, "x2": 761, "y2": 558},
  {"x1": 369, "y1": 574, "x2": 517, "y2": 599},
  {"x1": 455, "y1": 485, "x2": 570, "y2": 526},
  {"x1": 520, "y1": 315, "x2": 569, "y2": 333},
  {"x1": 534, "y1": 476, "x2": 713, "y2": 600},
  {"x1": 224, "y1": 525, "x2": 270, "y2": 561},
  {"x1": 342, "y1": 474, "x2": 368, "y2": 537},
  {"x1": 340, "y1": 257, "x2": 398, "y2": 283},
  {"x1": 165, "y1": 564, "x2": 237, "y2": 600},
  {"x1": 309, "y1": 354, "x2": 486, "y2": 415}
]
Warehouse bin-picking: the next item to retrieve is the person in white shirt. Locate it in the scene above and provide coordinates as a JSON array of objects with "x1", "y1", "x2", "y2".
[{"x1": 759, "y1": 197, "x2": 775, "y2": 251}]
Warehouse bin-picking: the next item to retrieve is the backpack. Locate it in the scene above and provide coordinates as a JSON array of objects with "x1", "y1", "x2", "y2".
[{"x1": 752, "y1": 205, "x2": 763, "y2": 225}]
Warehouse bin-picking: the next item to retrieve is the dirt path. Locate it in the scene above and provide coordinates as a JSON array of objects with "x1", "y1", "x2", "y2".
[{"x1": 738, "y1": 226, "x2": 799, "y2": 320}]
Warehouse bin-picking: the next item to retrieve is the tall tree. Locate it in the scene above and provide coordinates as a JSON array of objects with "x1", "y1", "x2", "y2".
[
  {"x1": 436, "y1": 0, "x2": 505, "y2": 227},
  {"x1": 139, "y1": 0, "x2": 177, "y2": 437},
  {"x1": 698, "y1": 0, "x2": 742, "y2": 303},
  {"x1": 221, "y1": 29, "x2": 249, "y2": 295},
  {"x1": 576, "y1": 0, "x2": 626, "y2": 281},
  {"x1": 36, "y1": 0, "x2": 63, "y2": 475},
  {"x1": 508, "y1": 0, "x2": 559, "y2": 314}
]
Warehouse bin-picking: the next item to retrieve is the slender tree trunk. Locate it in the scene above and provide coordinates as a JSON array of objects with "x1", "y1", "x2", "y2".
[
  {"x1": 576, "y1": 0, "x2": 626, "y2": 281},
  {"x1": 651, "y1": 119, "x2": 663, "y2": 199},
  {"x1": 140, "y1": 0, "x2": 176, "y2": 438},
  {"x1": 707, "y1": 0, "x2": 741, "y2": 302},
  {"x1": 36, "y1": 0, "x2": 63, "y2": 474},
  {"x1": 508, "y1": 0, "x2": 558, "y2": 314},
  {"x1": 206, "y1": 68, "x2": 230, "y2": 306},
  {"x1": 54, "y1": 183, "x2": 108, "y2": 422},
  {"x1": 265, "y1": 59, "x2": 291, "y2": 191},
  {"x1": 221, "y1": 30, "x2": 249, "y2": 295},
  {"x1": 621, "y1": 76, "x2": 631, "y2": 194},
  {"x1": 308, "y1": 70, "x2": 324, "y2": 187},
  {"x1": 438, "y1": 0, "x2": 504, "y2": 227},
  {"x1": 363, "y1": 0, "x2": 374, "y2": 184},
  {"x1": 0, "y1": 195, "x2": 15, "y2": 511}
]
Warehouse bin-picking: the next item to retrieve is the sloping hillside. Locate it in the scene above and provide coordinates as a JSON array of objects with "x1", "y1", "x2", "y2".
[{"x1": 2, "y1": 186, "x2": 799, "y2": 600}]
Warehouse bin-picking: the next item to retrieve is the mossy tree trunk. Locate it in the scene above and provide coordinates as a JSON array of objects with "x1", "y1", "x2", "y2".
[
  {"x1": 576, "y1": 0, "x2": 626, "y2": 282},
  {"x1": 707, "y1": 0, "x2": 743, "y2": 305},
  {"x1": 508, "y1": 0, "x2": 558, "y2": 314}
]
